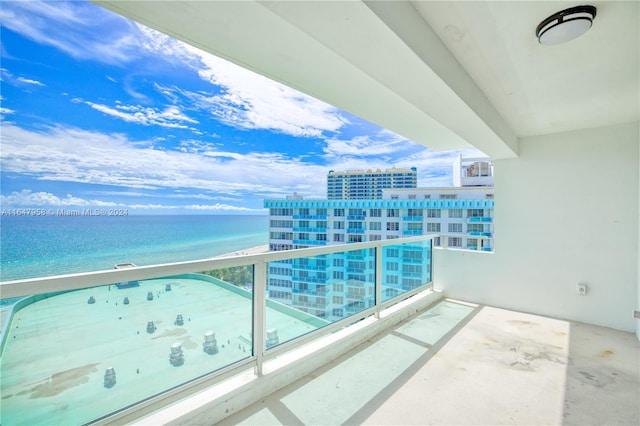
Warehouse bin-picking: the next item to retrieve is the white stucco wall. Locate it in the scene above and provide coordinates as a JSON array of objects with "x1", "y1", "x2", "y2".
[{"x1": 434, "y1": 122, "x2": 639, "y2": 333}]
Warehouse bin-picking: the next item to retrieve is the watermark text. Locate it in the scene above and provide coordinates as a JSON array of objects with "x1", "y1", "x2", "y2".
[{"x1": 1, "y1": 208, "x2": 129, "y2": 217}]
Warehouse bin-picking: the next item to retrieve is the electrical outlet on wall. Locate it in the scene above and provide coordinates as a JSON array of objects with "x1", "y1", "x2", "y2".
[{"x1": 577, "y1": 283, "x2": 587, "y2": 296}]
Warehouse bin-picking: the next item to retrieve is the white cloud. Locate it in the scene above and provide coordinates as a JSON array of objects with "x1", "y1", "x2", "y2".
[
  {"x1": 16, "y1": 77, "x2": 45, "y2": 86},
  {"x1": 0, "y1": 123, "x2": 329, "y2": 199},
  {"x1": 76, "y1": 99, "x2": 199, "y2": 129},
  {"x1": 138, "y1": 26, "x2": 348, "y2": 137},
  {"x1": 1, "y1": 189, "x2": 119, "y2": 207},
  {"x1": 127, "y1": 203, "x2": 262, "y2": 212},
  {"x1": 1, "y1": 1, "x2": 140, "y2": 65},
  {"x1": 323, "y1": 130, "x2": 416, "y2": 158}
]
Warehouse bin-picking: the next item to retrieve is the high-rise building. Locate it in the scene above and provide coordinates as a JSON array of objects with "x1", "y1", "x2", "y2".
[
  {"x1": 327, "y1": 167, "x2": 417, "y2": 199},
  {"x1": 265, "y1": 156, "x2": 494, "y2": 318}
]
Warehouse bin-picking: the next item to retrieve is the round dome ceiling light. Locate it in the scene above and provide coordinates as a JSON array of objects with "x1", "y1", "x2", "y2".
[{"x1": 536, "y1": 5, "x2": 597, "y2": 45}]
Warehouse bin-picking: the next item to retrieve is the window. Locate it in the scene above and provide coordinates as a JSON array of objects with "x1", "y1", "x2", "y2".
[
  {"x1": 386, "y1": 222, "x2": 399, "y2": 231},
  {"x1": 269, "y1": 290, "x2": 292, "y2": 299},
  {"x1": 332, "y1": 309, "x2": 344, "y2": 317},
  {"x1": 270, "y1": 220, "x2": 293, "y2": 228},
  {"x1": 467, "y1": 209, "x2": 484, "y2": 218},
  {"x1": 447, "y1": 237, "x2": 462, "y2": 247},
  {"x1": 468, "y1": 224, "x2": 484, "y2": 233},
  {"x1": 467, "y1": 238, "x2": 478, "y2": 248},
  {"x1": 486, "y1": 194, "x2": 494, "y2": 199},
  {"x1": 316, "y1": 208, "x2": 327, "y2": 216},
  {"x1": 448, "y1": 209, "x2": 463, "y2": 218},
  {"x1": 298, "y1": 208, "x2": 310, "y2": 216},
  {"x1": 386, "y1": 248, "x2": 399, "y2": 257},
  {"x1": 270, "y1": 232, "x2": 293, "y2": 240},
  {"x1": 333, "y1": 258, "x2": 344, "y2": 267},
  {"x1": 407, "y1": 208, "x2": 423, "y2": 217},
  {"x1": 370, "y1": 209, "x2": 382, "y2": 217},
  {"x1": 402, "y1": 264, "x2": 423, "y2": 275},
  {"x1": 370, "y1": 234, "x2": 381, "y2": 241},
  {"x1": 448, "y1": 223, "x2": 462, "y2": 233},
  {"x1": 426, "y1": 209, "x2": 441, "y2": 218},
  {"x1": 270, "y1": 208, "x2": 293, "y2": 216},
  {"x1": 316, "y1": 234, "x2": 327, "y2": 241},
  {"x1": 370, "y1": 222, "x2": 381, "y2": 230},
  {"x1": 349, "y1": 235, "x2": 363, "y2": 243},
  {"x1": 423, "y1": 194, "x2": 431, "y2": 199},
  {"x1": 426, "y1": 223, "x2": 441, "y2": 232},
  {"x1": 333, "y1": 283, "x2": 344, "y2": 292},
  {"x1": 334, "y1": 221, "x2": 344, "y2": 229},
  {"x1": 407, "y1": 223, "x2": 422, "y2": 231},
  {"x1": 387, "y1": 208, "x2": 399, "y2": 217},
  {"x1": 408, "y1": 194, "x2": 416, "y2": 200},
  {"x1": 390, "y1": 195, "x2": 399, "y2": 200},
  {"x1": 348, "y1": 222, "x2": 364, "y2": 230},
  {"x1": 386, "y1": 275, "x2": 399, "y2": 284},
  {"x1": 269, "y1": 278, "x2": 292, "y2": 288},
  {"x1": 386, "y1": 262, "x2": 399, "y2": 271},
  {"x1": 439, "y1": 194, "x2": 457, "y2": 199},
  {"x1": 332, "y1": 296, "x2": 344, "y2": 304},
  {"x1": 334, "y1": 234, "x2": 344, "y2": 242},
  {"x1": 269, "y1": 266, "x2": 291, "y2": 276},
  {"x1": 334, "y1": 209, "x2": 345, "y2": 216}
]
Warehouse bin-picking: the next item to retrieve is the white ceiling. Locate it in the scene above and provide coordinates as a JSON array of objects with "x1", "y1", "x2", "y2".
[
  {"x1": 413, "y1": 1, "x2": 639, "y2": 138},
  {"x1": 94, "y1": 1, "x2": 639, "y2": 159}
]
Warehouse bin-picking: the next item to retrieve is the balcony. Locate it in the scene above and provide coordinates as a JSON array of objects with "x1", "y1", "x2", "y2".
[
  {"x1": 347, "y1": 228, "x2": 365, "y2": 234},
  {"x1": 292, "y1": 227, "x2": 327, "y2": 233},
  {"x1": 292, "y1": 239, "x2": 327, "y2": 246},
  {"x1": 0, "y1": 236, "x2": 435, "y2": 425},
  {"x1": 402, "y1": 216, "x2": 423, "y2": 221},
  {"x1": 292, "y1": 215, "x2": 327, "y2": 220},
  {"x1": 4, "y1": 1, "x2": 640, "y2": 425},
  {"x1": 220, "y1": 299, "x2": 639, "y2": 425}
]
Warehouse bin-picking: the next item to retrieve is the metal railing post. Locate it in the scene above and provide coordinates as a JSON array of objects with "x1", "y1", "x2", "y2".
[
  {"x1": 375, "y1": 244, "x2": 383, "y2": 318},
  {"x1": 253, "y1": 260, "x2": 267, "y2": 376}
]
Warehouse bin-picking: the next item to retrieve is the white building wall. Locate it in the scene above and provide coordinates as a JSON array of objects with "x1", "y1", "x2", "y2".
[{"x1": 434, "y1": 122, "x2": 639, "y2": 333}]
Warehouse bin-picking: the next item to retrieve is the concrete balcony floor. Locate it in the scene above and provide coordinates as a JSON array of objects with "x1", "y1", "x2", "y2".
[{"x1": 221, "y1": 299, "x2": 639, "y2": 425}]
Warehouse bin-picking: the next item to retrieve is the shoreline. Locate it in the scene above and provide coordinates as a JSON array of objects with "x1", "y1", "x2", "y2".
[{"x1": 214, "y1": 244, "x2": 269, "y2": 258}]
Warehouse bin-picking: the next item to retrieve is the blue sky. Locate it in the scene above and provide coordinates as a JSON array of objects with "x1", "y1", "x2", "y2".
[{"x1": 0, "y1": 1, "x2": 484, "y2": 215}]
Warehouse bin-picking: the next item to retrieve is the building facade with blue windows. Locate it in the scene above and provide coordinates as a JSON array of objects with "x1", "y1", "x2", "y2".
[
  {"x1": 327, "y1": 167, "x2": 418, "y2": 200},
  {"x1": 264, "y1": 157, "x2": 494, "y2": 319}
]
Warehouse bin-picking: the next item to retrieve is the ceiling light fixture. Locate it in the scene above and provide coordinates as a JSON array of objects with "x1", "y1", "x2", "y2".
[{"x1": 536, "y1": 5, "x2": 597, "y2": 45}]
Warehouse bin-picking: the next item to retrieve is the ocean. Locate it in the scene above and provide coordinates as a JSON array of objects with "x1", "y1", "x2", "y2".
[{"x1": 0, "y1": 215, "x2": 269, "y2": 282}]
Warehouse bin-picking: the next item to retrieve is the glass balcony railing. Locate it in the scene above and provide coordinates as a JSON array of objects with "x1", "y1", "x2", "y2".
[
  {"x1": 0, "y1": 236, "x2": 433, "y2": 425},
  {"x1": 468, "y1": 217, "x2": 492, "y2": 223}
]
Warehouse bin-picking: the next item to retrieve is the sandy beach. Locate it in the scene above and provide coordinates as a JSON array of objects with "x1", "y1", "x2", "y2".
[{"x1": 214, "y1": 244, "x2": 269, "y2": 258}]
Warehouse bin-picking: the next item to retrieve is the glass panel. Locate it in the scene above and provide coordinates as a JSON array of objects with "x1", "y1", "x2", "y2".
[
  {"x1": 265, "y1": 248, "x2": 376, "y2": 349},
  {"x1": 0, "y1": 270, "x2": 252, "y2": 425},
  {"x1": 381, "y1": 240, "x2": 432, "y2": 303}
]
